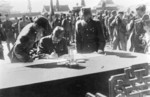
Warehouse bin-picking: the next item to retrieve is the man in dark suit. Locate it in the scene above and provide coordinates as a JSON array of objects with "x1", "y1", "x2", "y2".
[
  {"x1": 37, "y1": 26, "x2": 68, "y2": 59},
  {"x1": 9, "y1": 16, "x2": 51, "y2": 63},
  {"x1": 75, "y1": 8, "x2": 105, "y2": 54}
]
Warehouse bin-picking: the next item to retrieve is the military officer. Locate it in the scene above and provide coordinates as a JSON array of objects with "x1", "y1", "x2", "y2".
[{"x1": 76, "y1": 8, "x2": 105, "y2": 54}]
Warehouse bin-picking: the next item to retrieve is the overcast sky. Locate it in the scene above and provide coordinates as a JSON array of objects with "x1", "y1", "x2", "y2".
[{"x1": 6, "y1": 0, "x2": 150, "y2": 12}]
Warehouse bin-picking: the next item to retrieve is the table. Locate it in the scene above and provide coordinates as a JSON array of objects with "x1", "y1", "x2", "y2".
[{"x1": 0, "y1": 50, "x2": 150, "y2": 97}]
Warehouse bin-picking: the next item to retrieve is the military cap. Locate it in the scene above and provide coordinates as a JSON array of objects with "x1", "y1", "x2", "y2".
[
  {"x1": 136, "y1": 4, "x2": 146, "y2": 12},
  {"x1": 81, "y1": 7, "x2": 92, "y2": 16}
]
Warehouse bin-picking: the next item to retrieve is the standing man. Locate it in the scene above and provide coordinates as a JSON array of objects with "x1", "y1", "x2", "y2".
[
  {"x1": 3, "y1": 14, "x2": 15, "y2": 52},
  {"x1": 108, "y1": 10, "x2": 117, "y2": 44},
  {"x1": 76, "y1": 8, "x2": 105, "y2": 54},
  {"x1": 62, "y1": 14, "x2": 72, "y2": 45},
  {"x1": 111, "y1": 11, "x2": 127, "y2": 51},
  {"x1": 18, "y1": 15, "x2": 30, "y2": 33},
  {"x1": 127, "y1": 5, "x2": 147, "y2": 53}
]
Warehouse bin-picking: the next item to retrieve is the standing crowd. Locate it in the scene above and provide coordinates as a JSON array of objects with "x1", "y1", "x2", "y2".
[{"x1": 0, "y1": 4, "x2": 150, "y2": 63}]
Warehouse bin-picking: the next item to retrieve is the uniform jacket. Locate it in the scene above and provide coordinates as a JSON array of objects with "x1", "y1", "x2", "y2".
[
  {"x1": 9, "y1": 23, "x2": 37, "y2": 63},
  {"x1": 37, "y1": 35, "x2": 68, "y2": 59},
  {"x1": 76, "y1": 18, "x2": 105, "y2": 53}
]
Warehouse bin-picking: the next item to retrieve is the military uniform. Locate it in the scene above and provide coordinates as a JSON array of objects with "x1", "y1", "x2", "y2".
[
  {"x1": 76, "y1": 18, "x2": 105, "y2": 53},
  {"x1": 37, "y1": 35, "x2": 68, "y2": 59},
  {"x1": 8, "y1": 23, "x2": 37, "y2": 63}
]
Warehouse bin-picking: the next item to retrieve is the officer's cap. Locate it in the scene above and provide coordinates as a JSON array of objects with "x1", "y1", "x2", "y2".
[
  {"x1": 136, "y1": 4, "x2": 146, "y2": 12},
  {"x1": 81, "y1": 7, "x2": 92, "y2": 16}
]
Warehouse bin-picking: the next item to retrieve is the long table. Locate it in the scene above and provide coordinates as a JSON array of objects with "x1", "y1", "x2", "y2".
[{"x1": 0, "y1": 50, "x2": 150, "y2": 97}]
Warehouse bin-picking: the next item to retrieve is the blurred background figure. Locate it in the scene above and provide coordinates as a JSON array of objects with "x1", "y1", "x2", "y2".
[
  {"x1": 111, "y1": 11, "x2": 127, "y2": 51},
  {"x1": 108, "y1": 10, "x2": 117, "y2": 47},
  {"x1": 3, "y1": 14, "x2": 15, "y2": 52},
  {"x1": 61, "y1": 14, "x2": 72, "y2": 45},
  {"x1": 18, "y1": 15, "x2": 30, "y2": 33},
  {"x1": 127, "y1": 4, "x2": 147, "y2": 53},
  {"x1": 0, "y1": 13, "x2": 4, "y2": 59},
  {"x1": 12, "y1": 17, "x2": 19, "y2": 39}
]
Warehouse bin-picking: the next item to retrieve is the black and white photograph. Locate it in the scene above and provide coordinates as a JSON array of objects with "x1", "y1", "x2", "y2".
[{"x1": 0, "y1": 0, "x2": 150, "y2": 97}]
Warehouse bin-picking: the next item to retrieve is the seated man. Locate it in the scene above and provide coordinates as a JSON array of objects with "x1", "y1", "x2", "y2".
[
  {"x1": 37, "y1": 26, "x2": 68, "y2": 59},
  {"x1": 8, "y1": 16, "x2": 50, "y2": 63}
]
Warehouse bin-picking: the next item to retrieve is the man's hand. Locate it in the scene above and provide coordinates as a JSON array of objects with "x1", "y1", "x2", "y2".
[
  {"x1": 97, "y1": 50, "x2": 105, "y2": 54},
  {"x1": 50, "y1": 52, "x2": 58, "y2": 58}
]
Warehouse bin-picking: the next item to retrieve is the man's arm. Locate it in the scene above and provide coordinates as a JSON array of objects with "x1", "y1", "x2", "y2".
[
  {"x1": 37, "y1": 38, "x2": 51, "y2": 59},
  {"x1": 15, "y1": 44, "x2": 33, "y2": 62}
]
